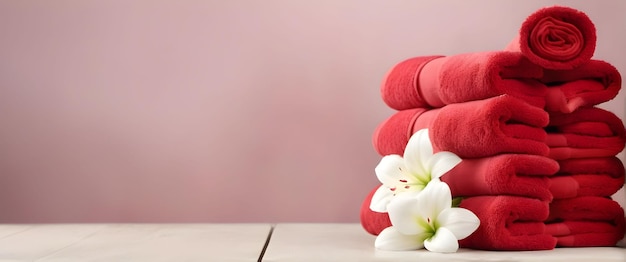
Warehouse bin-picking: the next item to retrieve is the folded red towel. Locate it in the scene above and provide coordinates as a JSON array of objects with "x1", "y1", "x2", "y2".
[
  {"x1": 546, "y1": 107, "x2": 626, "y2": 160},
  {"x1": 548, "y1": 196, "x2": 626, "y2": 223},
  {"x1": 381, "y1": 56, "x2": 443, "y2": 110},
  {"x1": 543, "y1": 60, "x2": 621, "y2": 113},
  {"x1": 458, "y1": 196, "x2": 556, "y2": 250},
  {"x1": 550, "y1": 175, "x2": 626, "y2": 200},
  {"x1": 373, "y1": 107, "x2": 427, "y2": 157},
  {"x1": 381, "y1": 52, "x2": 545, "y2": 110},
  {"x1": 360, "y1": 186, "x2": 391, "y2": 236},
  {"x1": 549, "y1": 157, "x2": 625, "y2": 199},
  {"x1": 373, "y1": 95, "x2": 549, "y2": 158},
  {"x1": 505, "y1": 5, "x2": 596, "y2": 70},
  {"x1": 547, "y1": 196, "x2": 625, "y2": 247},
  {"x1": 546, "y1": 221, "x2": 624, "y2": 247},
  {"x1": 441, "y1": 154, "x2": 558, "y2": 201}
]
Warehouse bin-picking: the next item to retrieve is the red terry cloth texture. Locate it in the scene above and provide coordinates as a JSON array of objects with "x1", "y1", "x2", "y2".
[
  {"x1": 545, "y1": 107, "x2": 626, "y2": 160},
  {"x1": 546, "y1": 196, "x2": 626, "y2": 247},
  {"x1": 458, "y1": 196, "x2": 556, "y2": 250},
  {"x1": 441, "y1": 154, "x2": 559, "y2": 202},
  {"x1": 549, "y1": 157, "x2": 625, "y2": 199},
  {"x1": 381, "y1": 51, "x2": 545, "y2": 110},
  {"x1": 505, "y1": 5, "x2": 596, "y2": 70},
  {"x1": 543, "y1": 60, "x2": 621, "y2": 113},
  {"x1": 373, "y1": 95, "x2": 549, "y2": 158}
]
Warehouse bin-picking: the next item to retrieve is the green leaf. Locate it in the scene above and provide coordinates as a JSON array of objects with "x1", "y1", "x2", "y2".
[{"x1": 451, "y1": 197, "x2": 463, "y2": 207}]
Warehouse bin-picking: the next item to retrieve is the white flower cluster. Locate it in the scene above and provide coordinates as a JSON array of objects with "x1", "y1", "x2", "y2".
[{"x1": 370, "y1": 129, "x2": 480, "y2": 253}]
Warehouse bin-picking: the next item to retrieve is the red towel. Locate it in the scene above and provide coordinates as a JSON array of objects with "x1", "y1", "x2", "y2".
[
  {"x1": 441, "y1": 154, "x2": 558, "y2": 201},
  {"x1": 546, "y1": 107, "x2": 626, "y2": 160},
  {"x1": 546, "y1": 221, "x2": 624, "y2": 247},
  {"x1": 373, "y1": 95, "x2": 549, "y2": 158},
  {"x1": 548, "y1": 196, "x2": 625, "y2": 223},
  {"x1": 381, "y1": 55, "x2": 443, "y2": 110},
  {"x1": 458, "y1": 196, "x2": 556, "y2": 250},
  {"x1": 546, "y1": 196, "x2": 625, "y2": 247},
  {"x1": 543, "y1": 60, "x2": 621, "y2": 113},
  {"x1": 549, "y1": 157, "x2": 625, "y2": 199},
  {"x1": 381, "y1": 51, "x2": 545, "y2": 110},
  {"x1": 360, "y1": 186, "x2": 391, "y2": 236},
  {"x1": 505, "y1": 6, "x2": 596, "y2": 70}
]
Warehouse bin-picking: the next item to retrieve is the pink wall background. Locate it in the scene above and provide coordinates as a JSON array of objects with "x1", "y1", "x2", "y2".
[{"x1": 0, "y1": 0, "x2": 624, "y2": 223}]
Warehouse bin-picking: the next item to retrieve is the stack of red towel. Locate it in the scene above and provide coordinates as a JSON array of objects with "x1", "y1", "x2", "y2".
[{"x1": 360, "y1": 6, "x2": 626, "y2": 251}]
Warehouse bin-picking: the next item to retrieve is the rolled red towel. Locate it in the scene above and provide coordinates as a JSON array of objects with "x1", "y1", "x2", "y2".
[
  {"x1": 546, "y1": 107, "x2": 626, "y2": 160},
  {"x1": 546, "y1": 196, "x2": 626, "y2": 247},
  {"x1": 381, "y1": 51, "x2": 545, "y2": 110},
  {"x1": 505, "y1": 5, "x2": 596, "y2": 70},
  {"x1": 373, "y1": 95, "x2": 549, "y2": 158},
  {"x1": 442, "y1": 154, "x2": 558, "y2": 201},
  {"x1": 543, "y1": 60, "x2": 621, "y2": 113},
  {"x1": 458, "y1": 196, "x2": 556, "y2": 250},
  {"x1": 549, "y1": 157, "x2": 625, "y2": 199}
]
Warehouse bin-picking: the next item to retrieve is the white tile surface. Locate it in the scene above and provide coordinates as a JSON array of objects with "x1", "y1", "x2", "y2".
[
  {"x1": 263, "y1": 223, "x2": 626, "y2": 262},
  {"x1": 3, "y1": 223, "x2": 624, "y2": 261},
  {"x1": 0, "y1": 224, "x2": 34, "y2": 239},
  {"x1": 0, "y1": 224, "x2": 271, "y2": 261},
  {"x1": 0, "y1": 224, "x2": 107, "y2": 261}
]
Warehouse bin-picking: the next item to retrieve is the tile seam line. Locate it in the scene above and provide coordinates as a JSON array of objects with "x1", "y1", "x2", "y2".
[
  {"x1": 33, "y1": 224, "x2": 109, "y2": 262},
  {"x1": 258, "y1": 224, "x2": 276, "y2": 262}
]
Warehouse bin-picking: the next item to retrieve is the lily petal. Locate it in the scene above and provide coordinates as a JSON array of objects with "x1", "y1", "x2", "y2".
[
  {"x1": 387, "y1": 194, "x2": 424, "y2": 235},
  {"x1": 403, "y1": 129, "x2": 431, "y2": 177},
  {"x1": 416, "y1": 181, "x2": 452, "y2": 220},
  {"x1": 437, "y1": 207, "x2": 480, "y2": 240},
  {"x1": 375, "y1": 155, "x2": 406, "y2": 185},
  {"x1": 424, "y1": 227, "x2": 459, "y2": 253},
  {"x1": 369, "y1": 185, "x2": 394, "y2": 212},
  {"x1": 375, "y1": 226, "x2": 426, "y2": 251},
  {"x1": 428, "y1": 151, "x2": 462, "y2": 179}
]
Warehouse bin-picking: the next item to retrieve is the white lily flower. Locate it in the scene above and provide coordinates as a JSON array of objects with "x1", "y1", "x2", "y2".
[
  {"x1": 375, "y1": 180, "x2": 480, "y2": 253},
  {"x1": 370, "y1": 129, "x2": 462, "y2": 212}
]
